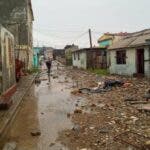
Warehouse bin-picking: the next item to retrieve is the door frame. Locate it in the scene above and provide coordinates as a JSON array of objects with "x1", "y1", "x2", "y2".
[{"x1": 136, "y1": 48, "x2": 145, "y2": 74}]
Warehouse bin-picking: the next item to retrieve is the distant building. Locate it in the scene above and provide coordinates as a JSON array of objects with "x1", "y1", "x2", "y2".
[
  {"x1": 108, "y1": 29, "x2": 150, "y2": 78},
  {"x1": 65, "y1": 44, "x2": 79, "y2": 65},
  {"x1": 72, "y1": 48, "x2": 107, "y2": 69},
  {"x1": 0, "y1": 0, "x2": 34, "y2": 69},
  {"x1": 33, "y1": 47, "x2": 42, "y2": 68},
  {"x1": 53, "y1": 49, "x2": 65, "y2": 59},
  {"x1": 53, "y1": 49, "x2": 66, "y2": 64},
  {"x1": 44, "y1": 47, "x2": 54, "y2": 60}
]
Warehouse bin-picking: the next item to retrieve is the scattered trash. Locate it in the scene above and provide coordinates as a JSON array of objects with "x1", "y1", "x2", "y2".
[
  {"x1": 72, "y1": 124, "x2": 81, "y2": 132},
  {"x1": 59, "y1": 68, "x2": 149, "y2": 149},
  {"x1": 144, "y1": 89, "x2": 150, "y2": 101},
  {"x1": 74, "y1": 109, "x2": 82, "y2": 114},
  {"x1": 89, "y1": 126, "x2": 95, "y2": 130},
  {"x1": 30, "y1": 130, "x2": 41, "y2": 136},
  {"x1": 53, "y1": 75, "x2": 58, "y2": 79},
  {"x1": 144, "y1": 140, "x2": 150, "y2": 149},
  {"x1": 71, "y1": 89, "x2": 80, "y2": 95},
  {"x1": 114, "y1": 131, "x2": 150, "y2": 150},
  {"x1": 49, "y1": 142, "x2": 55, "y2": 147},
  {"x1": 2, "y1": 142, "x2": 17, "y2": 150},
  {"x1": 67, "y1": 113, "x2": 71, "y2": 118},
  {"x1": 103, "y1": 80, "x2": 124, "y2": 89}
]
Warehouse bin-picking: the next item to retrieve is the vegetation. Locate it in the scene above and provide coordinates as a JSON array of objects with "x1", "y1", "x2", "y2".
[
  {"x1": 88, "y1": 68, "x2": 109, "y2": 76},
  {"x1": 27, "y1": 67, "x2": 40, "y2": 74}
]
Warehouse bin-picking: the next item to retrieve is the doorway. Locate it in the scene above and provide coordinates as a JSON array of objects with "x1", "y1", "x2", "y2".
[{"x1": 137, "y1": 49, "x2": 144, "y2": 74}]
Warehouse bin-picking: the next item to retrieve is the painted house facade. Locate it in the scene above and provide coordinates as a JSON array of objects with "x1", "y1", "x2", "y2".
[
  {"x1": 98, "y1": 33, "x2": 129, "y2": 67},
  {"x1": 0, "y1": 25, "x2": 16, "y2": 97},
  {"x1": 0, "y1": 0, "x2": 34, "y2": 69},
  {"x1": 109, "y1": 29, "x2": 150, "y2": 78},
  {"x1": 72, "y1": 48, "x2": 107, "y2": 69},
  {"x1": 33, "y1": 47, "x2": 42, "y2": 68},
  {"x1": 98, "y1": 33, "x2": 128, "y2": 48}
]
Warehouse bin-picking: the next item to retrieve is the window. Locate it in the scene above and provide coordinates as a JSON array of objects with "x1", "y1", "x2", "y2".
[{"x1": 116, "y1": 50, "x2": 126, "y2": 64}]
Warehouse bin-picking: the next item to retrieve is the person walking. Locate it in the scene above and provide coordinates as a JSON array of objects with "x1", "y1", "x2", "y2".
[
  {"x1": 46, "y1": 58, "x2": 52, "y2": 82},
  {"x1": 46, "y1": 57, "x2": 52, "y2": 73}
]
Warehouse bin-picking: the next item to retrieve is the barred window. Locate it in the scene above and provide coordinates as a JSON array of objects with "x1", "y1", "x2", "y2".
[{"x1": 116, "y1": 50, "x2": 126, "y2": 64}]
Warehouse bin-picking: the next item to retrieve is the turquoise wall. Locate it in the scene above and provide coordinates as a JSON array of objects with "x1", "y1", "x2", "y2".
[
  {"x1": 33, "y1": 47, "x2": 41, "y2": 67},
  {"x1": 99, "y1": 40, "x2": 112, "y2": 48}
]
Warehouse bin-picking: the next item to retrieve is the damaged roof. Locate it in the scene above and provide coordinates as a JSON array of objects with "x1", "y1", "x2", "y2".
[
  {"x1": 73, "y1": 47, "x2": 106, "y2": 53},
  {"x1": 108, "y1": 29, "x2": 150, "y2": 50}
]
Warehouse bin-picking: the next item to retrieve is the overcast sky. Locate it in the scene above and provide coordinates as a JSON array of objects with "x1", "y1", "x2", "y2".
[{"x1": 32, "y1": 0, "x2": 150, "y2": 48}]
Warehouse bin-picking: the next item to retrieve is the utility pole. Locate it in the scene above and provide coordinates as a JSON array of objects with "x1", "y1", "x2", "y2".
[
  {"x1": 88, "y1": 28, "x2": 94, "y2": 69},
  {"x1": 89, "y1": 29, "x2": 93, "y2": 49}
]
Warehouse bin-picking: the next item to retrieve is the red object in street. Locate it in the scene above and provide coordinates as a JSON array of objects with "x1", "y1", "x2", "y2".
[{"x1": 15, "y1": 59, "x2": 24, "y2": 82}]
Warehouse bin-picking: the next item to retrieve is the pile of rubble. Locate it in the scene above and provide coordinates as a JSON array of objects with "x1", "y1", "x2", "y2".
[{"x1": 59, "y1": 68, "x2": 150, "y2": 150}]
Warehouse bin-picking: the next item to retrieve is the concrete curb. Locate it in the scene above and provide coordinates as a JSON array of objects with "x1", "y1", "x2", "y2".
[{"x1": 0, "y1": 73, "x2": 38, "y2": 138}]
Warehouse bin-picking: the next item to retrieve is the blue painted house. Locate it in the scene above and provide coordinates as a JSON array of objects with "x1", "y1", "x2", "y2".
[
  {"x1": 33, "y1": 47, "x2": 42, "y2": 68},
  {"x1": 98, "y1": 33, "x2": 129, "y2": 48}
]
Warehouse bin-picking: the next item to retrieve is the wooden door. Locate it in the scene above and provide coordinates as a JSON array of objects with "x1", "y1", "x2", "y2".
[{"x1": 137, "y1": 49, "x2": 144, "y2": 74}]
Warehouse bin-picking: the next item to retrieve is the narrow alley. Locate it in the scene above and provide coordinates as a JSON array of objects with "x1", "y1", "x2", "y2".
[{"x1": 1, "y1": 62, "x2": 83, "y2": 150}]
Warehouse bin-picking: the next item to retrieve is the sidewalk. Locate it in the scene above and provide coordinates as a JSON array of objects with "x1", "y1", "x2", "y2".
[{"x1": 0, "y1": 74, "x2": 37, "y2": 138}]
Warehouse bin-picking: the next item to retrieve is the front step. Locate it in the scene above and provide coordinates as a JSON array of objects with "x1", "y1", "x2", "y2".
[
  {"x1": 0, "y1": 84, "x2": 16, "y2": 110},
  {"x1": 0, "y1": 98, "x2": 13, "y2": 110}
]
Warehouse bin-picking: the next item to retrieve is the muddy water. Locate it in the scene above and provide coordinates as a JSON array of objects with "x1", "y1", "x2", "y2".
[{"x1": 2, "y1": 66, "x2": 82, "y2": 150}]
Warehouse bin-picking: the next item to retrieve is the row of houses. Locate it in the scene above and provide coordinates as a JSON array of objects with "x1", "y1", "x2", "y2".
[{"x1": 71, "y1": 29, "x2": 150, "y2": 78}]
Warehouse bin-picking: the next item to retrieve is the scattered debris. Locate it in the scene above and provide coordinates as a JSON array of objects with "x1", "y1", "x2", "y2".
[
  {"x1": 74, "y1": 109, "x2": 82, "y2": 114},
  {"x1": 67, "y1": 113, "x2": 71, "y2": 118},
  {"x1": 72, "y1": 124, "x2": 81, "y2": 132},
  {"x1": 2, "y1": 142, "x2": 17, "y2": 150},
  {"x1": 114, "y1": 131, "x2": 150, "y2": 150},
  {"x1": 144, "y1": 140, "x2": 150, "y2": 149},
  {"x1": 144, "y1": 89, "x2": 150, "y2": 101},
  {"x1": 30, "y1": 130, "x2": 41, "y2": 136},
  {"x1": 103, "y1": 79, "x2": 124, "y2": 89},
  {"x1": 58, "y1": 68, "x2": 150, "y2": 150},
  {"x1": 71, "y1": 89, "x2": 80, "y2": 95},
  {"x1": 49, "y1": 142, "x2": 55, "y2": 147}
]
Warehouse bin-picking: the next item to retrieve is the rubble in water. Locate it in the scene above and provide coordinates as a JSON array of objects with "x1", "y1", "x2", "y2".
[{"x1": 58, "y1": 68, "x2": 150, "y2": 150}]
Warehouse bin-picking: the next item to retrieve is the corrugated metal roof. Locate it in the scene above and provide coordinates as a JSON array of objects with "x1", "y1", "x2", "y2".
[{"x1": 109, "y1": 29, "x2": 150, "y2": 50}]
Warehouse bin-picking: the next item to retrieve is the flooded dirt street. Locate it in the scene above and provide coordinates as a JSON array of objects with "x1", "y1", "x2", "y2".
[
  {"x1": 1, "y1": 62, "x2": 150, "y2": 150},
  {"x1": 2, "y1": 62, "x2": 81, "y2": 150}
]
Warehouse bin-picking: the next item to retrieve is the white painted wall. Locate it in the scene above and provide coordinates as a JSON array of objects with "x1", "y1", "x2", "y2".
[
  {"x1": 144, "y1": 47, "x2": 150, "y2": 77},
  {"x1": 109, "y1": 49, "x2": 136, "y2": 76},
  {"x1": 72, "y1": 51, "x2": 87, "y2": 69}
]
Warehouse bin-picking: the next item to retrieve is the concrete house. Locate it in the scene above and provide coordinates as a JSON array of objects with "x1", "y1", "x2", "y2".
[
  {"x1": 65, "y1": 44, "x2": 79, "y2": 65},
  {"x1": 72, "y1": 48, "x2": 107, "y2": 69},
  {"x1": 98, "y1": 32, "x2": 128, "y2": 48},
  {"x1": 98, "y1": 33, "x2": 129, "y2": 67},
  {"x1": 108, "y1": 29, "x2": 150, "y2": 78},
  {"x1": 0, "y1": 0, "x2": 34, "y2": 69}
]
